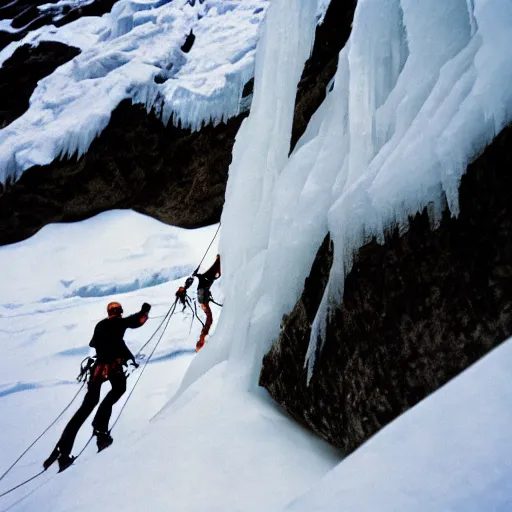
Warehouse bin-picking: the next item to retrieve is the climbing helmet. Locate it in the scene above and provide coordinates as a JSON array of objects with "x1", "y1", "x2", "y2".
[{"x1": 107, "y1": 301, "x2": 123, "y2": 318}]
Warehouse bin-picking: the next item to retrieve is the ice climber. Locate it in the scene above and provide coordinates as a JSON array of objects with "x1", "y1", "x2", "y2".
[
  {"x1": 43, "y1": 301, "x2": 151, "y2": 472},
  {"x1": 193, "y1": 254, "x2": 221, "y2": 352}
]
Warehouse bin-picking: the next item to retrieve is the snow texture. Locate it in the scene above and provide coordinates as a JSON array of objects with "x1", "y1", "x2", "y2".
[
  {"x1": 0, "y1": 0, "x2": 269, "y2": 184},
  {"x1": 38, "y1": 0, "x2": 97, "y2": 14},
  {"x1": 181, "y1": 0, "x2": 512, "y2": 391},
  {"x1": 0, "y1": 0, "x2": 97, "y2": 35},
  {"x1": 0, "y1": 19, "x2": 24, "y2": 34},
  {"x1": 0, "y1": 211, "x2": 339, "y2": 511}
]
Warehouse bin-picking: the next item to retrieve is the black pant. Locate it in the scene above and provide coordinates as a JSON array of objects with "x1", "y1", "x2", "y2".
[{"x1": 57, "y1": 367, "x2": 127, "y2": 456}]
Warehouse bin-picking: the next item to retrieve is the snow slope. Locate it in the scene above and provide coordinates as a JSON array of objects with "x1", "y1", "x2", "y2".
[
  {"x1": 3, "y1": 0, "x2": 512, "y2": 509},
  {"x1": 180, "y1": 0, "x2": 512, "y2": 395},
  {"x1": 0, "y1": 209, "x2": 215, "y2": 305},
  {"x1": 0, "y1": 0, "x2": 270, "y2": 183},
  {"x1": 3, "y1": 212, "x2": 512, "y2": 512},
  {"x1": 287, "y1": 336, "x2": 512, "y2": 512},
  {"x1": 0, "y1": 211, "x2": 340, "y2": 511}
]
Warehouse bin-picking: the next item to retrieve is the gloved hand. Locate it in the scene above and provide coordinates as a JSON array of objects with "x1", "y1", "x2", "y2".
[
  {"x1": 130, "y1": 359, "x2": 140, "y2": 369},
  {"x1": 141, "y1": 302, "x2": 151, "y2": 314}
]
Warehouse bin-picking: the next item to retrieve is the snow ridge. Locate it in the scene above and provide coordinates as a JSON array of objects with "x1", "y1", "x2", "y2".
[{"x1": 0, "y1": 210, "x2": 217, "y2": 306}]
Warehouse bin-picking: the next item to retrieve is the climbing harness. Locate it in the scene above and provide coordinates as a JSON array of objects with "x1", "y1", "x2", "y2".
[
  {"x1": 77, "y1": 356, "x2": 95, "y2": 383},
  {"x1": 110, "y1": 297, "x2": 178, "y2": 432},
  {"x1": 175, "y1": 223, "x2": 221, "y2": 329},
  {"x1": 175, "y1": 280, "x2": 205, "y2": 329}
]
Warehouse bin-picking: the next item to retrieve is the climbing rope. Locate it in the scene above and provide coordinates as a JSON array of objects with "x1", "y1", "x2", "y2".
[
  {"x1": 0, "y1": 300, "x2": 178, "y2": 499},
  {"x1": 209, "y1": 297, "x2": 223, "y2": 308},
  {"x1": 194, "y1": 223, "x2": 221, "y2": 274},
  {"x1": 175, "y1": 222, "x2": 221, "y2": 334},
  {"x1": 184, "y1": 295, "x2": 204, "y2": 327},
  {"x1": 0, "y1": 381, "x2": 86, "y2": 485},
  {"x1": 74, "y1": 434, "x2": 94, "y2": 460},
  {"x1": 0, "y1": 433, "x2": 95, "y2": 500},
  {"x1": 135, "y1": 302, "x2": 176, "y2": 358},
  {"x1": 0, "y1": 475, "x2": 49, "y2": 512},
  {"x1": 0, "y1": 382, "x2": 89, "y2": 500},
  {"x1": 0, "y1": 471, "x2": 46, "y2": 500}
]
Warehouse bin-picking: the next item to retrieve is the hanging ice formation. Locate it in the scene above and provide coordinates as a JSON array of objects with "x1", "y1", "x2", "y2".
[{"x1": 181, "y1": 0, "x2": 512, "y2": 390}]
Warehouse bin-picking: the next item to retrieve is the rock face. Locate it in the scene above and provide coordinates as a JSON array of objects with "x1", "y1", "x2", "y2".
[
  {"x1": 291, "y1": 0, "x2": 356, "y2": 151},
  {"x1": 0, "y1": 100, "x2": 246, "y2": 245},
  {"x1": 260, "y1": 123, "x2": 512, "y2": 455},
  {"x1": 0, "y1": 0, "x2": 356, "y2": 245},
  {"x1": 0, "y1": 43, "x2": 80, "y2": 129},
  {"x1": 0, "y1": 0, "x2": 119, "y2": 51}
]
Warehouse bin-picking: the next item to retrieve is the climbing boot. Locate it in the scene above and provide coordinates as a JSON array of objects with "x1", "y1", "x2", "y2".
[
  {"x1": 94, "y1": 430, "x2": 113, "y2": 452},
  {"x1": 57, "y1": 453, "x2": 75, "y2": 473}
]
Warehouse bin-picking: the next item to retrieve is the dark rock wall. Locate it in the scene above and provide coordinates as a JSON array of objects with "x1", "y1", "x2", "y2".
[
  {"x1": 0, "y1": 42, "x2": 80, "y2": 129},
  {"x1": 291, "y1": 0, "x2": 357, "y2": 151},
  {"x1": 260, "y1": 123, "x2": 512, "y2": 455},
  {"x1": 0, "y1": 100, "x2": 246, "y2": 245},
  {"x1": 0, "y1": 0, "x2": 119, "y2": 51}
]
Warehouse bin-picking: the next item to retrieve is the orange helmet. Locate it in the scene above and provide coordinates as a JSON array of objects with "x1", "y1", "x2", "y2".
[{"x1": 107, "y1": 302, "x2": 123, "y2": 318}]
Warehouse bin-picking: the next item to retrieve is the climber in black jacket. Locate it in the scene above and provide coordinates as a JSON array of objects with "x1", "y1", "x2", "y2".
[
  {"x1": 43, "y1": 301, "x2": 151, "y2": 472},
  {"x1": 194, "y1": 254, "x2": 221, "y2": 352}
]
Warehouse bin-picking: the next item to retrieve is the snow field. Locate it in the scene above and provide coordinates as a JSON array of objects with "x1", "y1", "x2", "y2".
[{"x1": 0, "y1": 211, "x2": 340, "y2": 511}]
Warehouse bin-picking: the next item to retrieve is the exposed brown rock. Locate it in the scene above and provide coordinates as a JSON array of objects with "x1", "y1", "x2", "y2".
[
  {"x1": 291, "y1": 0, "x2": 357, "y2": 151},
  {"x1": 260, "y1": 122, "x2": 512, "y2": 454},
  {"x1": 0, "y1": 0, "x2": 119, "y2": 51},
  {"x1": 0, "y1": 100, "x2": 246, "y2": 245},
  {"x1": 0, "y1": 42, "x2": 80, "y2": 129}
]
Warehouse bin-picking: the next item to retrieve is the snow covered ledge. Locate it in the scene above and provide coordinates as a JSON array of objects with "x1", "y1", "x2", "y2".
[
  {"x1": 286, "y1": 335, "x2": 512, "y2": 511},
  {"x1": 0, "y1": 0, "x2": 340, "y2": 246}
]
